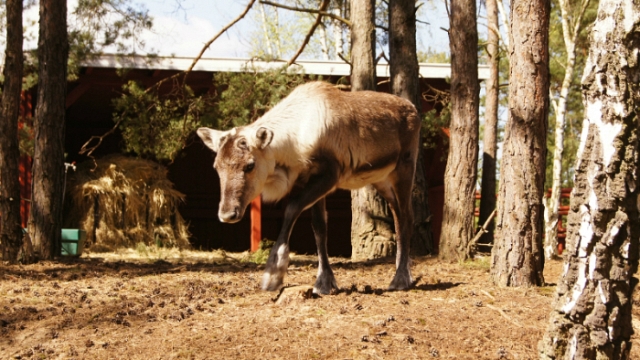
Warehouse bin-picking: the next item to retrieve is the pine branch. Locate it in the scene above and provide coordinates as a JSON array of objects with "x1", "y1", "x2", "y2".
[
  {"x1": 260, "y1": 0, "x2": 351, "y2": 27},
  {"x1": 182, "y1": 0, "x2": 257, "y2": 84},
  {"x1": 286, "y1": 0, "x2": 329, "y2": 67},
  {"x1": 78, "y1": 0, "x2": 257, "y2": 161}
]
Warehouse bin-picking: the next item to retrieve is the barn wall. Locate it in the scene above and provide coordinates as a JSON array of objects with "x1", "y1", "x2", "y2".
[{"x1": 55, "y1": 67, "x2": 450, "y2": 255}]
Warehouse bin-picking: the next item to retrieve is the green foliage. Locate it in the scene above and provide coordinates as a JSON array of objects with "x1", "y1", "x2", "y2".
[
  {"x1": 545, "y1": 0, "x2": 599, "y2": 190},
  {"x1": 417, "y1": 47, "x2": 451, "y2": 63},
  {"x1": 18, "y1": 122, "x2": 34, "y2": 157},
  {"x1": 114, "y1": 65, "x2": 309, "y2": 161},
  {"x1": 67, "y1": 0, "x2": 153, "y2": 80},
  {"x1": 207, "y1": 65, "x2": 309, "y2": 129},
  {"x1": 5, "y1": 0, "x2": 154, "y2": 87},
  {"x1": 421, "y1": 84, "x2": 451, "y2": 150},
  {"x1": 113, "y1": 81, "x2": 215, "y2": 161},
  {"x1": 422, "y1": 105, "x2": 450, "y2": 151},
  {"x1": 249, "y1": 0, "x2": 331, "y2": 60},
  {"x1": 242, "y1": 239, "x2": 275, "y2": 265}
]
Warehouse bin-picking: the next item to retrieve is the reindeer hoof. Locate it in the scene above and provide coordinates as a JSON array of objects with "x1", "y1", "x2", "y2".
[
  {"x1": 388, "y1": 272, "x2": 413, "y2": 291},
  {"x1": 313, "y1": 272, "x2": 338, "y2": 295},
  {"x1": 261, "y1": 270, "x2": 285, "y2": 291}
]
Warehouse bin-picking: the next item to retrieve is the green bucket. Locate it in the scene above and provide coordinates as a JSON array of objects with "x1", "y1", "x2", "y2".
[{"x1": 61, "y1": 229, "x2": 86, "y2": 256}]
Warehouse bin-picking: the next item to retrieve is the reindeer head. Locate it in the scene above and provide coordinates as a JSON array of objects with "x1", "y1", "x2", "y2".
[{"x1": 197, "y1": 126, "x2": 274, "y2": 223}]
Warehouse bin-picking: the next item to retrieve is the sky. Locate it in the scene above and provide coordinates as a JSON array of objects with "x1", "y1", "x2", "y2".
[
  {"x1": 141, "y1": 0, "x2": 255, "y2": 58},
  {"x1": 140, "y1": 0, "x2": 453, "y2": 59},
  {"x1": 8, "y1": 0, "x2": 454, "y2": 61}
]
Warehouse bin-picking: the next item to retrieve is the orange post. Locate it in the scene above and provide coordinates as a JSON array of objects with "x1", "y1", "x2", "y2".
[{"x1": 250, "y1": 196, "x2": 262, "y2": 252}]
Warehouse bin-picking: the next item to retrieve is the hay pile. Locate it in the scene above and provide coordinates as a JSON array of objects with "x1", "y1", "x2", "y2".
[{"x1": 64, "y1": 155, "x2": 190, "y2": 251}]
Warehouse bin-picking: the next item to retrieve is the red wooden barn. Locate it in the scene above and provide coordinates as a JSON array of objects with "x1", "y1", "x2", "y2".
[{"x1": 18, "y1": 55, "x2": 489, "y2": 256}]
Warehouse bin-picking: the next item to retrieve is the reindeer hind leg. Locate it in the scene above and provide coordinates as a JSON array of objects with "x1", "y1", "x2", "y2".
[
  {"x1": 374, "y1": 170, "x2": 415, "y2": 291},
  {"x1": 311, "y1": 197, "x2": 338, "y2": 294}
]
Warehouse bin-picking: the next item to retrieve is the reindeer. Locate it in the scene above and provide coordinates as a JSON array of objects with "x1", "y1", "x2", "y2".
[{"x1": 197, "y1": 81, "x2": 420, "y2": 295}]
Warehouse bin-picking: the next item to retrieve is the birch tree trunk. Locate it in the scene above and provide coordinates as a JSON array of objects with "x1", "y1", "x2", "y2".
[
  {"x1": 28, "y1": 0, "x2": 69, "y2": 259},
  {"x1": 259, "y1": 2, "x2": 275, "y2": 58},
  {"x1": 389, "y1": 0, "x2": 433, "y2": 255},
  {"x1": 543, "y1": 0, "x2": 592, "y2": 260},
  {"x1": 333, "y1": 8, "x2": 344, "y2": 58},
  {"x1": 349, "y1": 0, "x2": 394, "y2": 260},
  {"x1": 540, "y1": 0, "x2": 640, "y2": 357},
  {"x1": 490, "y1": 0, "x2": 549, "y2": 286},
  {"x1": 478, "y1": 0, "x2": 500, "y2": 247},
  {"x1": 439, "y1": 0, "x2": 480, "y2": 261},
  {"x1": 0, "y1": 0, "x2": 24, "y2": 262}
]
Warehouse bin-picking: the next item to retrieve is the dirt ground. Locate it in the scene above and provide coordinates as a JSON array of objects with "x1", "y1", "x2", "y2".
[{"x1": 1, "y1": 249, "x2": 639, "y2": 360}]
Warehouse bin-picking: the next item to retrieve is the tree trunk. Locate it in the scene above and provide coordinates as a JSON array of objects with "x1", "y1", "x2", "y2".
[
  {"x1": 333, "y1": 7, "x2": 344, "y2": 59},
  {"x1": 350, "y1": 0, "x2": 394, "y2": 260},
  {"x1": 478, "y1": 0, "x2": 499, "y2": 247},
  {"x1": 259, "y1": 2, "x2": 276, "y2": 58},
  {"x1": 543, "y1": 0, "x2": 592, "y2": 260},
  {"x1": 540, "y1": 0, "x2": 640, "y2": 357},
  {"x1": 439, "y1": 0, "x2": 480, "y2": 262},
  {"x1": 389, "y1": 0, "x2": 433, "y2": 255},
  {"x1": 28, "y1": 0, "x2": 69, "y2": 259},
  {"x1": 0, "y1": 0, "x2": 24, "y2": 263},
  {"x1": 490, "y1": 0, "x2": 549, "y2": 287}
]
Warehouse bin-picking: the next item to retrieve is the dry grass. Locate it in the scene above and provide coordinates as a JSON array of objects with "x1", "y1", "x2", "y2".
[
  {"x1": 64, "y1": 155, "x2": 190, "y2": 251},
  {"x1": 1, "y1": 252, "x2": 639, "y2": 359}
]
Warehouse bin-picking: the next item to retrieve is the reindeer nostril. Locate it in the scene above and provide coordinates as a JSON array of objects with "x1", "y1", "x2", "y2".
[{"x1": 219, "y1": 208, "x2": 240, "y2": 223}]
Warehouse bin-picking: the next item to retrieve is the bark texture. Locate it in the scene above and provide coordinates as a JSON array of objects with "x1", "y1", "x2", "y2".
[
  {"x1": 389, "y1": 0, "x2": 433, "y2": 255},
  {"x1": 0, "y1": 0, "x2": 24, "y2": 262},
  {"x1": 28, "y1": 0, "x2": 69, "y2": 259},
  {"x1": 540, "y1": 0, "x2": 640, "y2": 357},
  {"x1": 439, "y1": 0, "x2": 480, "y2": 261},
  {"x1": 350, "y1": 0, "x2": 395, "y2": 260},
  {"x1": 490, "y1": 0, "x2": 549, "y2": 286},
  {"x1": 478, "y1": 0, "x2": 499, "y2": 247}
]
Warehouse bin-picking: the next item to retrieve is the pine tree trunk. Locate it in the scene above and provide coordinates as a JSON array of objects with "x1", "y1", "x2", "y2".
[
  {"x1": 478, "y1": 0, "x2": 499, "y2": 247},
  {"x1": 0, "y1": 0, "x2": 24, "y2": 263},
  {"x1": 389, "y1": 0, "x2": 433, "y2": 255},
  {"x1": 540, "y1": 0, "x2": 640, "y2": 357},
  {"x1": 28, "y1": 0, "x2": 69, "y2": 259},
  {"x1": 349, "y1": 0, "x2": 395, "y2": 260},
  {"x1": 490, "y1": 0, "x2": 549, "y2": 287},
  {"x1": 439, "y1": 0, "x2": 480, "y2": 261}
]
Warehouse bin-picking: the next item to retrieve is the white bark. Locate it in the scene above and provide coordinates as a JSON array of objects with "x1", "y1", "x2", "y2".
[
  {"x1": 540, "y1": 0, "x2": 640, "y2": 357},
  {"x1": 259, "y1": 2, "x2": 275, "y2": 57},
  {"x1": 274, "y1": 8, "x2": 282, "y2": 58},
  {"x1": 332, "y1": 8, "x2": 344, "y2": 57},
  {"x1": 543, "y1": 0, "x2": 592, "y2": 260},
  {"x1": 496, "y1": 0, "x2": 510, "y2": 48},
  {"x1": 318, "y1": 23, "x2": 330, "y2": 60}
]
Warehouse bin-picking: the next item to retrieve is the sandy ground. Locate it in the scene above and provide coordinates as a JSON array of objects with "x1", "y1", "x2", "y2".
[{"x1": 1, "y1": 249, "x2": 639, "y2": 359}]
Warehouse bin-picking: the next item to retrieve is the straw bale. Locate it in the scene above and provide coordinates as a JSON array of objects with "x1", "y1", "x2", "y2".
[{"x1": 63, "y1": 155, "x2": 190, "y2": 250}]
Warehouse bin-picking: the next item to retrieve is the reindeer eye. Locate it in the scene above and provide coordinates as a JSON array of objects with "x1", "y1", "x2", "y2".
[{"x1": 244, "y1": 163, "x2": 255, "y2": 173}]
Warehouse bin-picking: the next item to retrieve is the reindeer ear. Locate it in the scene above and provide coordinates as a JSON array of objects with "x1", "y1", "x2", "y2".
[
  {"x1": 197, "y1": 127, "x2": 229, "y2": 152},
  {"x1": 256, "y1": 127, "x2": 273, "y2": 149}
]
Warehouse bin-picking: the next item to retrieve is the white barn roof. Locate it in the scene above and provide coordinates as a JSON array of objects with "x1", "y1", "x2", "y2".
[{"x1": 83, "y1": 54, "x2": 490, "y2": 80}]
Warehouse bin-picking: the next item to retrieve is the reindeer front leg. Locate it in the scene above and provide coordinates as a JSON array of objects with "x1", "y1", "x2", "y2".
[{"x1": 262, "y1": 168, "x2": 338, "y2": 292}]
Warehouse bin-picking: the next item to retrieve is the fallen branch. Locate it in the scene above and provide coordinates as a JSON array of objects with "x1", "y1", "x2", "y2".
[
  {"x1": 480, "y1": 289, "x2": 496, "y2": 301},
  {"x1": 467, "y1": 209, "x2": 496, "y2": 255},
  {"x1": 485, "y1": 304, "x2": 522, "y2": 327}
]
